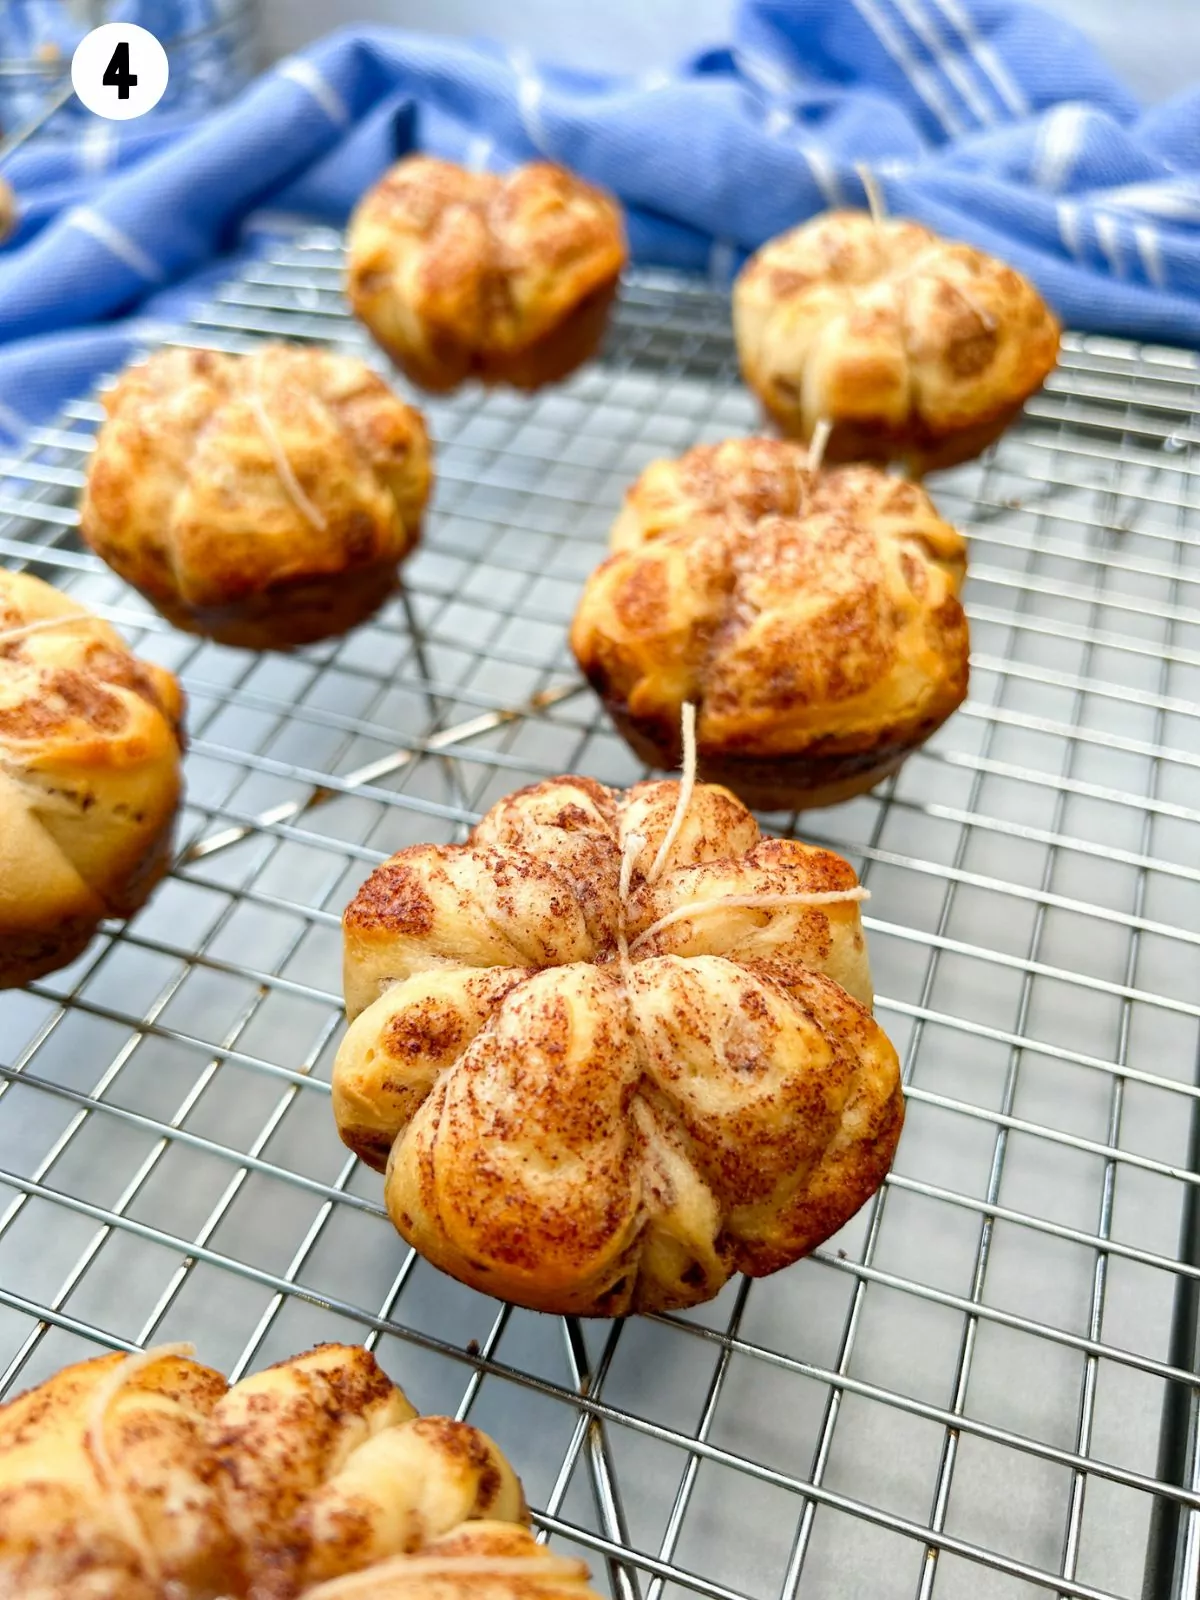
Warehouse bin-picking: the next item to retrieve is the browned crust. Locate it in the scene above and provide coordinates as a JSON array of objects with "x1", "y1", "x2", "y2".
[
  {"x1": 373, "y1": 276, "x2": 620, "y2": 395},
  {"x1": 733, "y1": 210, "x2": 1060, "y2": 472},
  {"x1": 0, "y1": 913, "x2": 100, "y2": 990},
  {"x1": 0, "y1": 572, "x2": 185, "y2": 990},
  {"x1": 99, "y1": 794, "x2": 178, "y2": 918},
  {"x1": 569, "y1": 443, "x2": 970, "y2": 807},
  {"x1": 0, "y1": 800, "x2": 177, "y2": 989},
  {"x1": 120, "y1": 554, "x2": 405, "y2": 653},
  {"x1": 759, "y1": 393, "x2": 1029, "y2": 476},
  {"x1": 603, "y1": 699, "x2": 912, "y2": 810},
  {"x1": 735, "y1": 1052, "x2": 906, "y2": 1274}
]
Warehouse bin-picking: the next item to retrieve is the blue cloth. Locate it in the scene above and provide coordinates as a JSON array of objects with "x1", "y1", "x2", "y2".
[{"x1": 2, "y1": 0, "x2": 1199, "y2": 445}]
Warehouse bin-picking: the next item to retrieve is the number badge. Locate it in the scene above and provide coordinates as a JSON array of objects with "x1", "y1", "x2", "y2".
[{"x1": 71, "y1": 22, "x2": 170, "y2": 122}]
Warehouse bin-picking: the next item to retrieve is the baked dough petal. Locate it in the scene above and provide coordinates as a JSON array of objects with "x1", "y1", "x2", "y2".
[
  {"x1": 387, "y1": 964, "x2": 645, "y2": 1316},
  {"x1": 628, "y1": 836, "x2": 870, "y2": 1007},
  {"x1": 628, "y1": 955, "x2": 900, "y2": 1276},
  {"x1": 342, "y1": 844, "x2": 595, "y2": 1019},
  {"x1": 0, "y1": 765, "x2": 103, "y2": 927},
  {"x1": 334, "y1": 966, "x2": 533, "y2": 1171}
]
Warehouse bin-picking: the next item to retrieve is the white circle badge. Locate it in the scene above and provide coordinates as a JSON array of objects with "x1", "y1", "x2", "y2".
[{"x1": 71, "y1": 23, "x2": 170, "y2": 122}]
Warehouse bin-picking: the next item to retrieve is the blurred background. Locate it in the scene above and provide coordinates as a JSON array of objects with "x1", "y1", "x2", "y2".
[
  {"x1": 258, "y1": 0, "x2": 1197, "y2": 105},
  {"x1": 1, "y1": 0, "x2": 1196, "y2": 133}
]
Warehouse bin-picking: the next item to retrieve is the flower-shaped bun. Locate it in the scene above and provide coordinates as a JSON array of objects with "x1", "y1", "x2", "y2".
[
  {"x1": 570, "y1": 439, "x2": 969, "y2": 812},
  {"x1": 0, "y1": 572, "x2": 184, "y2": 988},
  {"x1": 0, "y1": 1340, "x2": 600, "y2": 1599},
  {"x1": 734, "y1": 211, "x2": 1060, "y2": 473},
  {"x1": 334, "y1": 773, "x2": 902, "y2": 1316},
  {"x1": 347, "y1": 156, "x2": 627, "y2": 393},
  {"x1": 80, "y1": 345, "x2": 432, "y2": 651}
]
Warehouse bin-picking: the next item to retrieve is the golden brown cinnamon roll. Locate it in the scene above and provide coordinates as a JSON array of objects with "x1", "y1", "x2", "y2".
[
  {"x1": 347, "y1": 156, "x2": 626, "y2": 392},
  {"x1": 0, "y1": 1341, "x2": 597, "y2": 1600},
  {"x1": 80, "y1": 344, "x2": 432, "y2": 650},
  {"x1": 571, "y1": 438, "x2": 969, "y2": 811},
  {"x1": 0, "y1": 571, "x2": 184, "y2": 987},
  {"x1": 734, "y1": 210, "x2": 1059, "y2": 473},
  {"x1": 334, "y1": 772, "x2": 902, "y2": 1316}
]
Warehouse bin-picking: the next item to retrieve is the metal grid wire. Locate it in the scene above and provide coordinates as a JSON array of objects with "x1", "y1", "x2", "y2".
[{"x1": 0, "y1": 231, "x2": 1198, "y2": 1600}]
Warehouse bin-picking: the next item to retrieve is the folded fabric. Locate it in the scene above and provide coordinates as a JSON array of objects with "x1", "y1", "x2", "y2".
[{"x1": 1, "y1": 0, "x2": 1198, "y2": 446}]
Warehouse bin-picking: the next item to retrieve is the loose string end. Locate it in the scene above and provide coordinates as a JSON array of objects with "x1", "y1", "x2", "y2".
[
  {"x1": 626, "y1": 701, "x2": 869, "y2": 962},
  {"x1": 618, "y1": 828, "x2": 645, "y2": 905},
  {"x1": 806, "y1": 417, "x2": 833, "y2": 473},
  {"x1": 647, "y1": 701, "x2": 698, "y2": 884},
  {"x1": 854, "y1": 161, "x2": 887, "y2": 230}
]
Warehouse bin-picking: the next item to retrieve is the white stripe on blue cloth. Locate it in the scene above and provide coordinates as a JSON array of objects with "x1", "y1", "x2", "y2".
[
  {"x1": 886, "y1": 0, "x2": 996, "y2": 126},
  {"x1": 928, "y1": 0, "x2": 1029, "y2": 117},
  {"x1": 758, "y1": 97, "x2": 845, "y2": 209},
  {"x1": 1094, "y1": 211, "x2": 1126, "y2": 280},
  {"x1": 1133, "y1": 222, "x2": 1166, "y2": 289},
  {"x1": 732, "y1": 45, "x2": 798, "y2": 99},
  {"x1": 1035, "y1": 103, "x2": 1090, "y2": 194},
  {"x1": 848, "y1": 0, "x2": 963, "y2": 137},
  {"x1": 65, "y1": 207, "x2": 164, "y2": 281},
  {"x1": 80, "y1": 122, "x2": 116, "y2": 178},
  {"x1": 801, "y1": 142, "x2": 846, "y2": 208},
  {"x1": 1057, "y1": 198, "x2": 1083, "y2": 261},
  {"x1": 1095, "y1": 179, "x2": 1200, "y2": 222},
  {"x1": 277, "y1": 58, "x2": 350, "y2": 129},
  {"x1": 508, "y1": 47, "x2": 550, "y2": 156}
]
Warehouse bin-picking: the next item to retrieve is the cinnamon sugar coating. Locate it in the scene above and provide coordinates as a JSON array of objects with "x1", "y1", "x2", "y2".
[
  {"x1": 336, "y1": 774, "x2": 902, "y2": 1315},
  {"x1": 570, "y1": 439, "x2": 969, "y2": 810},
  {"x1": 0, "y1": 1343, "x2": 596, "y2": 1600},
  {"x1": 80, "y1": 344, "x2": 432, "y2": 650},
  {"x1": 0, "y1": 572, "x2": 184, "y2": 987},
  {"x1": 347, "y1": 157, "x2": 626, "y2": 392},
  {"x1": 734, "y1": 210, "x2": 1060, "y2": 473}
]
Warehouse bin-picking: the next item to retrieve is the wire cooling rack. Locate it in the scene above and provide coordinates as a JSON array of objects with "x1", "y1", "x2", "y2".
[{"x1": 0, "y1": 233, "x2": 1198, "y2": 1600}]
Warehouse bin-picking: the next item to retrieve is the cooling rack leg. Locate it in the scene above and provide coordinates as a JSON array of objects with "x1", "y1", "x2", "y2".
[
  {"x1": 397, "y1": 584, "x2": 472, "y2": 820},
  {"x1": 558, "y1": 1317, "x2": 642, "y2": 1600},
  {"x1": 777, "y1": 745, "x2": 922, "y2": 1594},
  {"x1": 645, "y1": 1275, "x2": 754, "y2": 1600}
]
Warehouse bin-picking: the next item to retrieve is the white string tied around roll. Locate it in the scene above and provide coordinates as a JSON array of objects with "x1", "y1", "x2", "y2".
[{"x1": 617, "y1": 700, "x2": 869, "y2": 964}]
